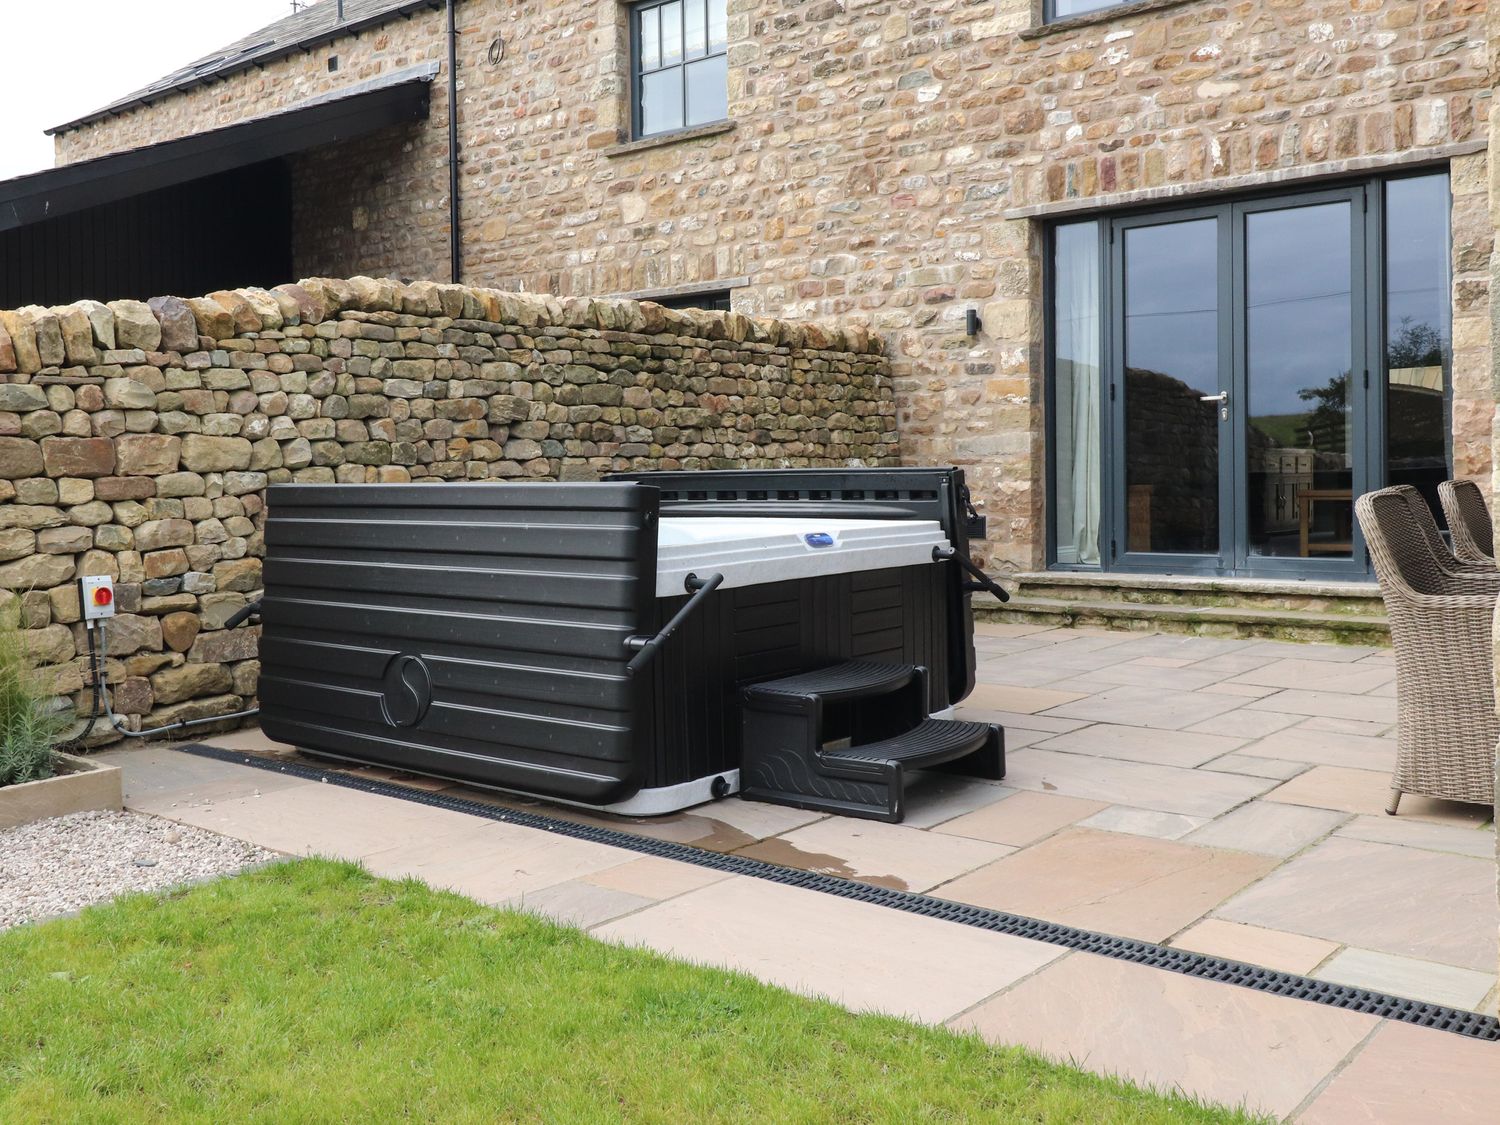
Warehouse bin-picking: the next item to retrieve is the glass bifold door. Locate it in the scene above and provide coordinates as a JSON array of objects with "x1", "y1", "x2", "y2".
[{"x1": 1052, "y1": 176, "x2": 1451, "y2": 580}]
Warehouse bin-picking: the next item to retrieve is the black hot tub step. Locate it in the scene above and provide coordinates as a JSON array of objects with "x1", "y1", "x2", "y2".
[
  {"x1": 741, "y1": 717, "x2": 1005, "y2": 824},
  {"x1": 743, "y1": 660, "x2": 917, "y2": 704},
  {"x1": 822, "y1": 717, "x2": 999, "y2": 772}
]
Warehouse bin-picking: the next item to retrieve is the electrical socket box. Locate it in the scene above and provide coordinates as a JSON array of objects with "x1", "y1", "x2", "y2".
[{"x1": 79, "y1": 576, "x2": 116, "y2": 623}]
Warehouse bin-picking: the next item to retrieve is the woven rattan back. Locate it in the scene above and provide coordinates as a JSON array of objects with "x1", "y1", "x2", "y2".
[
  {"x1": 1438, "y1": 478, "x2": 1495, "y2": 564},
  {"x1": 1358, "y1": 488, "x2": 1474, "y2": 597}
]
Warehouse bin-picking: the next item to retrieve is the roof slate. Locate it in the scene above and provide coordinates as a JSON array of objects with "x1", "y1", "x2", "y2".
[{"x1": 49, "y1": 0, "x2": 440, "y2": 136}]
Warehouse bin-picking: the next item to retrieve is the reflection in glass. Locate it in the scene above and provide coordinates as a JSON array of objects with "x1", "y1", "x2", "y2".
[
  {"x1": 1385, "y1": 174, "x2": 1451, "y2": 521},
  {"x1": 1123, "y1": 219, "x2": 1220, "y2": 555},
  {"x1": 641, "y1": 70, "x2": 682, "y2": 136},
  {"x1": 685, "y1": 0, "x2": 706, "y2": 59},
  {"x1": 685, "y1": 56, "x2": 728, "y2": 126},
  {"x1": 1052, "y1": 222, "x2": 1102, "y2": 566},
  {"x1": 709, "y1": 0, "x2": 727, "y2": 49},
  {"x1": 1246, "y1": 203, "x2": 1352, "y2": 558},
  {"x1": 660, "y1": 2, "x2": 683, "y2": 65},
  {"x1": 640, "y1": 7, "x2": 660, "y2": 70},
  {"x1": 1051, "y1": 0, "x2": 1124, "y2": 18}
]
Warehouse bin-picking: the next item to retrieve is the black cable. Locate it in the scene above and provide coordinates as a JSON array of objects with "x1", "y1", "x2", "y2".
[
  {"x1": 56, "y1": 618, "x2": 101, "y2": 752},
  {"x1": 97, "y1": 618, "x2": 260, "y2": 740}
]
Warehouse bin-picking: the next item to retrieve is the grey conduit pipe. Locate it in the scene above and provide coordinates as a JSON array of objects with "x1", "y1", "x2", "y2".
[{"x1": 94, "y1": 615, "x2": 260, "y2": 740}]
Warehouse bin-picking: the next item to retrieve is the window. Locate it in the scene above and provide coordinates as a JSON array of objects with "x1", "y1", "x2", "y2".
[
  {"x1": 1383, "y1": 173, "x2": 1451, "y2": 521},
  {"x1": 632, "y1": 0, "x2": 728, "y2": 139},
  {"x1": 1046, "y1": 0, "x2": 1129, "y2": 21},
  {"x1": 651, "y1": 289, "x2": 732, "y2": 312},
  {"x1": 1050, "y1": 222, "x2": 1103, "y2": 565},
  {"x1": 1046, "y1": 172, "x2": 1452, "y2": 579}
]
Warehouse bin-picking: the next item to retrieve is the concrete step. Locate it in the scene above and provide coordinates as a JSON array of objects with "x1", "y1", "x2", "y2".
[
  {"x1": 975, "y1": 595, "x2": 1390, "y2": 646},
  {"x1": 1012, "y1": 571, "x2": 1384, "y2": 617}
]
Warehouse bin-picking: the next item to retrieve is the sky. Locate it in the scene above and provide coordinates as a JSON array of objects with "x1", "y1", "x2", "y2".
[{"x1": 0, "y1": 0, "x2": 296, "y2": 180}]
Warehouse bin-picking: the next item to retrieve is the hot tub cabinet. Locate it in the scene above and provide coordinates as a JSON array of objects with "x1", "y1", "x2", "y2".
[{"x1": 257, "y1": 468, "x2": 1004, "y2": 822}]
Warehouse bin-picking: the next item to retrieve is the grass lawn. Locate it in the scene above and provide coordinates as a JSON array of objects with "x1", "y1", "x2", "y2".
[{"x1": 0, "y1": 860, "x2": 1261, "y2": 1123}]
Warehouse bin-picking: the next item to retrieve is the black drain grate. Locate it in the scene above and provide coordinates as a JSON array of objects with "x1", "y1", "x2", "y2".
[{"x1": 176, "y1": 743, "x2": 1500, "y2": 1043}]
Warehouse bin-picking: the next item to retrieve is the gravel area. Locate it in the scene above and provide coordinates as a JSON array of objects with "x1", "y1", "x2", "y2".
[{"x1": 0, "y1": 810, "x2": 276, "y2": 931}]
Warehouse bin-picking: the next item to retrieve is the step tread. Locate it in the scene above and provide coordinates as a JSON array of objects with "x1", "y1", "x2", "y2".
[
  {"x1": 991, "y1": 596, "x2": 1389, "y2": 629},
  {"x1": 744, "y1": 660, "x2": 916, "y2": 703},
  {"x1": 822, "y1": 717, "x2": 994, "y2": 768},
  {"x1": 1012, "y1": 571, "x2": 1380, "y2": 598}
]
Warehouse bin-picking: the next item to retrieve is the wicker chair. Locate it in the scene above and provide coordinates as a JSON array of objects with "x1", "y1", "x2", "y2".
[
  {"x1": 1355, "y1": 487, "x2": 1500, "y2": 813},
  {"x1": 1437, "y1": 478, "x2": 1495, "y2": 565},
  {"x1": 1389, "y1": 484, "x2": 1496, "y2": 577}
]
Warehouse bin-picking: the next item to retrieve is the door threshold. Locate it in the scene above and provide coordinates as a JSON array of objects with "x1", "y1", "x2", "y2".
[{"x1": 1025, "y1": 571, "x2": 1378, "y2": 597}]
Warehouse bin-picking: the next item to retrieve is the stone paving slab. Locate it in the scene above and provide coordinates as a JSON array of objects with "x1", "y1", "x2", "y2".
[
  {"x1": 1199, "y1": 725, "x2": 1400, "y2": 773},
  {"x1": 1075, "y1": 806, "x2": 1206, "y2": 841},
  {"x1": 1312, "y1": 947, "x2": 1496, "y2": 1012},
  {"x1": 950, "y1": 952, "x2": 1380, "y2": 1121},
  {"x1": 1185, "y1": 802, "x2": 1349, "y2": 858},
  {"x1": 1242, "y1": 689, "x2": 1398, "y2": 725},
  {"x1": 594, "y1": 875, "x2": 1067, "y2": 1025},
  {"x1": 734, "y1": 816, "x2": 1012, "y2": 893},
  {"x1": 930, "y1": 790, "x2": 1108, "y2": 847},
  {"x1": 1264, "y1": 765, "x2": 1492, "y2": 826},
  {"x1": 1003, "y1": 748, "x2": 1278, "y2": 818},
  {"x1": 1295, "y1": 1021, "x2": 1500, "y2": 1123},
  {"x1": 1040, "y1": 683, "x2": 1248, "y2": 730},
  {"x1": 1334, "y1": 813, "x2": 1497, "y2": 859},
  {"x1": 1228, "y1": 658, "x2": 1394, "y2": 695},
  {"x1": 1215, "y1": 838, "x2": 1498, "y2": 972},
  {"x1": 95, "y1": 745, "x2": 312, "y2": 809},
  {"x1": 157, "y1": 779, "x2": 500, "y2": 861},
  {"x1": 933, "y1": 828, "x2": 1278, "y2": 943},
  {"x1": 1035, "y1": 722, "x2": 1248, "y2": 768},
  {"x1": 503, "y1": 879, "x2": 656, "y2": 930},
  {"x1": 1168, "y1": 918, "x2": 1339, "y2": 976},
  {"x1": 583, "y1": 856, "x2": 732, "y2": 901},
  {"x1": 362, "y1": 820, "x2": 636, "y2": 903}
]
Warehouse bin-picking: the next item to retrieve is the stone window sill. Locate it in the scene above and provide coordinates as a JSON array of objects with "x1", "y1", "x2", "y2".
[
  {"x1": 1021, "y1": 0, "x2": 1202, "y2": 40},
  {"x1": 601, "y1": 120, "x2": 736, "y2": 159}
]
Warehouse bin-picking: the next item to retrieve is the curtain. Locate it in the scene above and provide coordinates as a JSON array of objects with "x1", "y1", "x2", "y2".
[{"x1": 1054, "y1": 223, "x2": 1101, "y2": 565}]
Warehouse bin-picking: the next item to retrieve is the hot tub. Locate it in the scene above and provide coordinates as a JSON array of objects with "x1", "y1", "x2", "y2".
[{"x1": 256, "y1": 469, "x2": 1001, "y2": 819}]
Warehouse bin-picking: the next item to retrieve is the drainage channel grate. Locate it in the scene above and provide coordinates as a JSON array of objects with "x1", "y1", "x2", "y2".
[{"x1": 177, "y1": 743, "x2": 1500, "y2": 1043}]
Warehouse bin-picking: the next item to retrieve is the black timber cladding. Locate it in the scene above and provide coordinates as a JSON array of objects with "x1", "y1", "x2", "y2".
[
  {"x1": 256, "y1": 482, "x2": 660, "y2": 806},
  {"x1": 0, "y1": 161, "x2": 292, "y2": 309},
  {"x1": 1, "y1": 75, "x2": 433, "y2": 236}
]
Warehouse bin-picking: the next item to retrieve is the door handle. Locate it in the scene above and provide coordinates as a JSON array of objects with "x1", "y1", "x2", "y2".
[{"x1": 1199, "y1": 392, "x2": 1229, "y2": 403}]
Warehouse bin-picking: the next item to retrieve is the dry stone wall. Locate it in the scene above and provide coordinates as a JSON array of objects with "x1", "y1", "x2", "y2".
[{"x1": 0, "y1": 277, "x2": 894, "y2": 744}]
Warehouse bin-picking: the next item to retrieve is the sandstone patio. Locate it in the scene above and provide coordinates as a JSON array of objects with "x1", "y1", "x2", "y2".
[{"x1": 97, "y1": 621, "x2": 1500, "y2": 1119}]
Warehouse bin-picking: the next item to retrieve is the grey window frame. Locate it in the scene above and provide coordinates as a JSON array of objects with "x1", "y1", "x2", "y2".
[
  {"x1": 630, "y1": 0, "x2": 729, "y2": 140},
  {"x1": 651, "y1": 289, "x2": 732, "y2": 312},
  {"x1": 1044, "y1": 0, "x2": 1130, "y2": 23},
  {"x1": 1044, "y1": 170, "x2": 1453, "y2": 580}
]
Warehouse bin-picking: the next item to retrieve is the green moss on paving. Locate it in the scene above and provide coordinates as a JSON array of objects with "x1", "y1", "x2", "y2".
[{"x1": 0, "y1": 859, "x2": 1264, "y2": 1123}]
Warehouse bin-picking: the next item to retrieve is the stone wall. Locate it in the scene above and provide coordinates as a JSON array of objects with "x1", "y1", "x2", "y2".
[
  {"x1": 0, "y1": 277, "x2": 893, "y2": 744},
  {"x1": 49, "y1": 0, "x2": 1494, "y2": 573}
]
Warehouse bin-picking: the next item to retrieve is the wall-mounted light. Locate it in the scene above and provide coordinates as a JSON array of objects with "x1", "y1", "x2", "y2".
[{"x1": 965, "y1": 308, "x2": 982, "y2": 337}]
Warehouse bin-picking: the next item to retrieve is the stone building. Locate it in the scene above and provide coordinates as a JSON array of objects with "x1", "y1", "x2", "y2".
[{"x1": 3, "y1": 0, "x2": 1494, "y2": 589}]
